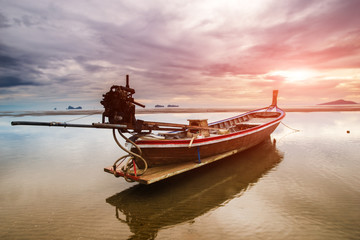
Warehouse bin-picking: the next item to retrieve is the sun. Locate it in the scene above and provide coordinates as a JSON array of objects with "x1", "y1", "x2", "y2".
[{"x1": 270, "y1": 70, "x2": 316, "y2": 82}]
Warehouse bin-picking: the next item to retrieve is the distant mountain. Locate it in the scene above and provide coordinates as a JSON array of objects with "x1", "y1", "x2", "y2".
[{"x1": 318, "y1": 99, "x2": 358, "y2": 105}]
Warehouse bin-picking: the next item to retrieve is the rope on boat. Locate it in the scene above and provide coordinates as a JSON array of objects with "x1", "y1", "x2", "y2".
[
  {"x1": 112, "y1": 129, "x2": 148, "y2": 182},
  {"x1": 64, "y1": 113, "x2": 99, "y2": 123},
  {"x1": 280, "y1": 121, "x2": 300, "y2": 132}
]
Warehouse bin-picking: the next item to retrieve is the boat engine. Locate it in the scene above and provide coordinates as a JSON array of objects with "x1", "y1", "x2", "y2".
[{"x1": 100, "y1": 75, "x2": 145, "y2": 130}]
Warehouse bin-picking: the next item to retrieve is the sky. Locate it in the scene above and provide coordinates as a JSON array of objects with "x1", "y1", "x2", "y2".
[{"x1": 1, "y1": 0, "x2": 360, "y2": 110}]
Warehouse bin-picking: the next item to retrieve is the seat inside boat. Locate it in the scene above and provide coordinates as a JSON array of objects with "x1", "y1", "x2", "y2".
[
  {"x1": 210, "y1": 111, "x2": 281, "y2": 133},
  {"x1": 140, "y1": 111, "x2": 281, "y2": 140}
]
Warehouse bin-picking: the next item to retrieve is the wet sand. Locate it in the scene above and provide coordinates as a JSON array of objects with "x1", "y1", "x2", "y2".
[{"x1": 1, "y1": 105, "x2": 360, "y2": 117}]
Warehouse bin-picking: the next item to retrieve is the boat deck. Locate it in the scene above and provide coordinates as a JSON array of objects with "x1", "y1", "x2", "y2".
[
  {"x1": 104, "y1": 149, "x2": 241, "y2": 184},
  {"x1": 136, "y1": 115, "x2": 280, "y2": 141},
  {"x1": 246, "y1": 117, "x2": 278, "y2": 124}
]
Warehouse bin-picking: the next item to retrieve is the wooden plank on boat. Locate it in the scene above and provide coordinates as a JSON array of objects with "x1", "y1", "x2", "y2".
[
  {"x1": 104, "y1": 149, "x2": 240, "y2": 184},
  {"x1": 143, "y1": 120, "x2": 224, "y2": 131}
]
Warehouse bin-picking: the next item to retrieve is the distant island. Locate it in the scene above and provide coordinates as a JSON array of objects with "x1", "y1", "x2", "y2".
[
  {"x1": 67, "y1": 106, "x2": 83, "y2": 110},
  {"x1": 318, "y1": 99, "x2": 358, "y2": 105},
  {"x1": 155, "y1": 104, "x2": 179, "y2": 107}
]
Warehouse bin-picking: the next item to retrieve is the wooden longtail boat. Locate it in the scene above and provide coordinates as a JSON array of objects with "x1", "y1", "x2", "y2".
[
  {"x1": 11, "y1": 75, "x2": 285, "y2": 184},
  {"x1": 104, "y1": 89, "x2": 285, "y2": 184},
  {"x1": 132, "y1": 104, "x2": 284, "y2": 167}
]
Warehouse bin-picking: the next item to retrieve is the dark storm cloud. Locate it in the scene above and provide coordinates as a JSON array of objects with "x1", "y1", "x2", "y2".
[
  {"x1": 0, "y1": 11, "x2": 11, "y2": 28},
  {"x1": 0, "y1": 76, "x2": 42, "y2": 88},
  {"x1": 0, "y1": 43, "x2": 46, "y2": 88},
  {"x1": 74, "y1": 56, "x2": 107, "y2": 73},
  {"x1": 0, "y1": 54, "x2": 18, "y2": 67}
]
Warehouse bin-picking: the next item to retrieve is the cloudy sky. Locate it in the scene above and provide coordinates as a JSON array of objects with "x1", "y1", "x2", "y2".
[{"x1": 1, "y1": 0, "x2": 360, "y2": 110}]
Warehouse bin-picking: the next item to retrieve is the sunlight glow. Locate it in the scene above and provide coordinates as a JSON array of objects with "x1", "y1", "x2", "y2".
[{"x1": 270, "y1": 70, "x2": 316, "y2": 82}]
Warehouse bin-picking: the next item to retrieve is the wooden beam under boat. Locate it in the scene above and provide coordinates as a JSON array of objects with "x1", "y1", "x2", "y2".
[{"x1": 104, "y1": 149, "x2": 241, "y2": 184}]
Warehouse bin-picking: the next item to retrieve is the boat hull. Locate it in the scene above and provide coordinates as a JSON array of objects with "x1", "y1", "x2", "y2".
[
  {"x1": 136, "y1": 122, "x2": 280, "y2": 167},
  {"x1": 133, "y1": 107, "x2": 284, "y2": 167}
]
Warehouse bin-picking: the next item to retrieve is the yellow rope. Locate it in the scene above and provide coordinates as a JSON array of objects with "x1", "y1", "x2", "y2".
[{"x1": 281, "y1": 121, "x2": 300, "y2": 132}]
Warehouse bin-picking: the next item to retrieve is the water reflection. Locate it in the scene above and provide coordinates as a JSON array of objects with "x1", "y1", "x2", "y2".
[{"x1": 106, "y1": 138, "x2": 283, "y2": 240}]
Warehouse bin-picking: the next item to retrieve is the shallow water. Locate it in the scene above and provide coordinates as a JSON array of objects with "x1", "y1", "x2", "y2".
[{"x1": 1, "y1": 112, "x2": 359, "y2": 240}]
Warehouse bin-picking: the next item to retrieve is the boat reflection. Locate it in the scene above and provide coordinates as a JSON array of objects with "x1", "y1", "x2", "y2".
[{"x1": 106, "y1": 137, "x2": 283, "y2": 240}]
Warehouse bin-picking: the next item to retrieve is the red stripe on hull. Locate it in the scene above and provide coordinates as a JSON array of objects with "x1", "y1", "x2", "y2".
[{"x1": 133, "y1": 122, "x2": 280, "y2": 167}]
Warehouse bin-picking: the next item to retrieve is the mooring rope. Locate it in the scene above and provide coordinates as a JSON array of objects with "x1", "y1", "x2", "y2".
[
  {"x1": 280, "y1": 121, "x2": 300, "y2": 132},
  {"x1": 112, "y1": 129, "x2": 148, "y2": 182},
  {"x1": 65, "y1": 113, "x2": 98, "y2": 123}
]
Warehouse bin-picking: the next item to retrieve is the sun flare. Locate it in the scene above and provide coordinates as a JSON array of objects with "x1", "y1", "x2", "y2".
[{"x1": 270, "y1": 70, "x2": 316, "y2": 82}]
